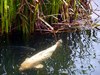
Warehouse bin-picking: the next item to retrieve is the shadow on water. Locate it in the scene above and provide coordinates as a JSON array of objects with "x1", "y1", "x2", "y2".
[{"x1": 1, "y1": 29, "x2": 100, "y2": 75}]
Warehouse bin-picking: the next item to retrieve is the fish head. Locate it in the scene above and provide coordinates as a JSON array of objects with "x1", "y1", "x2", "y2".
[
  {"x1": 19, "y1": 58, "x2": 33, "y2": 71},
  {"x1": 19, "y1": 58, "x2": 44, "y2": 71}
]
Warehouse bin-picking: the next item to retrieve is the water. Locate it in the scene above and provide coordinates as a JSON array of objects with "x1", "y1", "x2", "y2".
[
  {"x1": 90, "y1": 0, "x2": 100, "y2": 24},
  {"x1": 1, "y1": 0, "x2": 100, "y2": 75},
  {"x1": 0, "y1": 29, "x2": 100, "y2": 75}
]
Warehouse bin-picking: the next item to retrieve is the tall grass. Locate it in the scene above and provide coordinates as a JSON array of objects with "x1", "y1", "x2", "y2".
[
  {"x1": 0, "y1": 0, "x2": 16, "y2": 33},
  {"x1": 0, "y1": 0, "x2": 91, "y2": 34}
]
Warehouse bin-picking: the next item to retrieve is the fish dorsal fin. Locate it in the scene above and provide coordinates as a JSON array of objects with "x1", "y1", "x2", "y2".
[{"x1": 34, "y1": 64, "x2": 44, "y2": 69}]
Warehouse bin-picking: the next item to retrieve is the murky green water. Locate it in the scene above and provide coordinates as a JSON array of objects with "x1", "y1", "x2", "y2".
[{"x1": 1, "y1": 29, "x2": 100, "y2": 75}]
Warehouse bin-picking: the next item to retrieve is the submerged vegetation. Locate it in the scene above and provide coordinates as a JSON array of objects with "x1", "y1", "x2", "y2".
[{"x1": 0, "y1": 0, "x2": 99, "y2": 34}]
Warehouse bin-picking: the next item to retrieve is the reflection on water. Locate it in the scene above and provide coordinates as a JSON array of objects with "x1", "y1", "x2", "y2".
[
  {"x1": 91, "y1": 0, "x2": 100, "y2": 24},
  {"x1": 1, "y1": 29, "x2": 100, "y2": 75}
]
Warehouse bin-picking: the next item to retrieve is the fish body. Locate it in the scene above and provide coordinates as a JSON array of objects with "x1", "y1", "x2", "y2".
[{"x1": 19, "y1": 39, "x2": 62, "y2": 71}]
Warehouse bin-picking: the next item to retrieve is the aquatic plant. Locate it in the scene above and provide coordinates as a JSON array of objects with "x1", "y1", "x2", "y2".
[
  {"x1": 0, "y1": 0, "x2": 17, "y2": 33},
  {"x1": 0, "y1": 0, "x2": 94, "y2": 34}
]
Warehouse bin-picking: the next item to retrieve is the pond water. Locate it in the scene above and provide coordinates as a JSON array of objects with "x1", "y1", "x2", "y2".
[
  {"x1": 90, "y1": 0, "x2": 100, "y2": 24},
  {"x1": 1, "y1": 0, "x2": 100, "y2": 75},
  {"x1": 1, "y1": 29, "x2": 100, "y2": 75}
]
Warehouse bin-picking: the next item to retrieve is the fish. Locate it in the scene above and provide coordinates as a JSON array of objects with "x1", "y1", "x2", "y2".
[{"x1": 19, "y1": 39, "x2": 62, "y2": 71}]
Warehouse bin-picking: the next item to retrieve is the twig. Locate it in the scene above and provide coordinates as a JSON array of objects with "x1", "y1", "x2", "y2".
[
  {"x1": 25, "y1": 0, "x2": 34, "y2": 13},
  {"x1": 38, "y1": 17, "x2": 54, "y2": 30}
]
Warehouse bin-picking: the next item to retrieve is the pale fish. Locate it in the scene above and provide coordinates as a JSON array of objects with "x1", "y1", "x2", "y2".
[{"x1": 19, "y1": 39, "x2": 62, "y2": 71}]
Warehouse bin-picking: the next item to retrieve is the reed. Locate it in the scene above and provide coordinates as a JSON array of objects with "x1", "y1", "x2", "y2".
[
  {"x1": 1, "y1": 0, "x2": 17, "y2": 33},
  {"x1": 0, "y1": 0, "x2": 92, "y2": 34}
]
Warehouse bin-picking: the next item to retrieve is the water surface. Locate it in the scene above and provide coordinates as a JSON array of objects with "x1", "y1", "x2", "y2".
[
  {"x1": 1, "y1": 0, "x2": 100, "y2": 75},
  {"x1": 1, "y1": 29, "x2": 100, "y2": 75}
]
